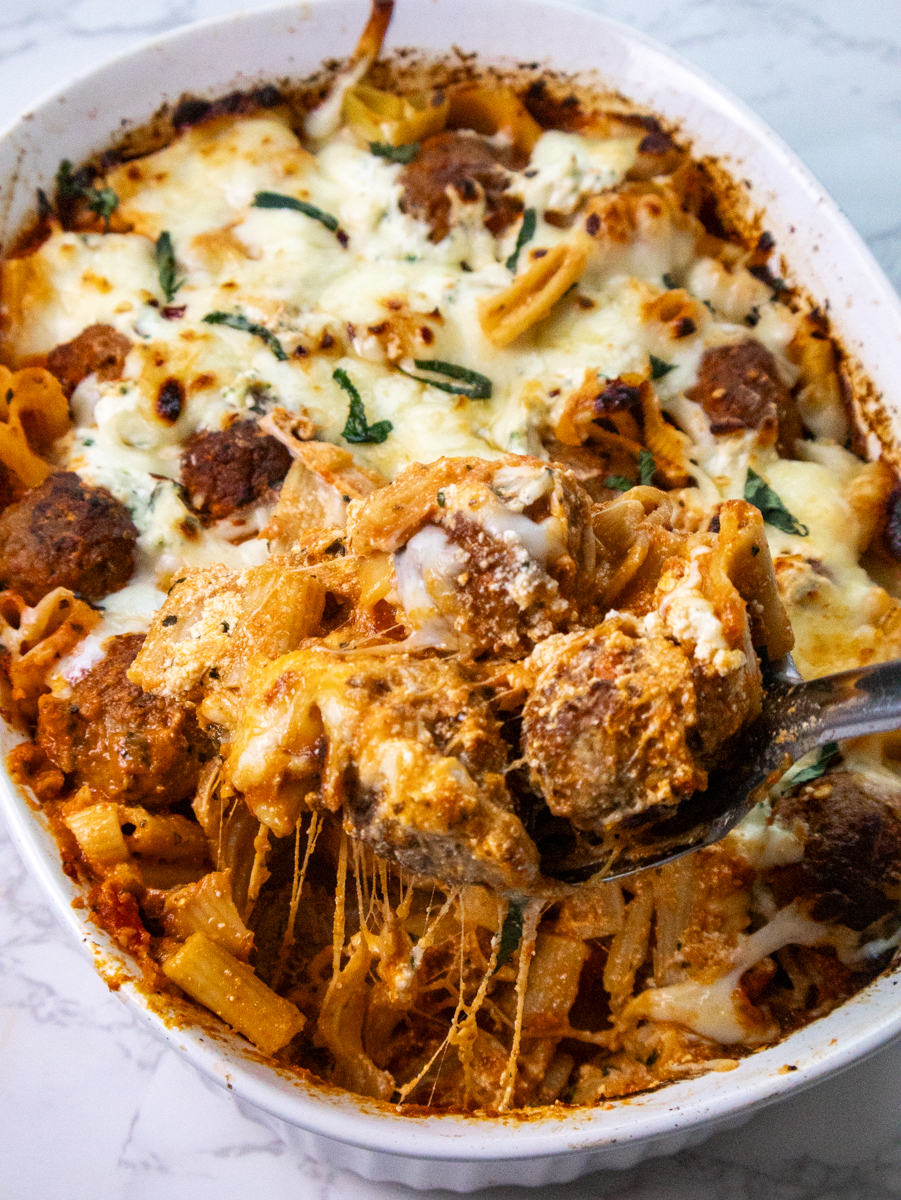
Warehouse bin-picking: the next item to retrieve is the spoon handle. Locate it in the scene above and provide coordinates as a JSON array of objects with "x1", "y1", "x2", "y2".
[{"x1": 769, "y1": 658, "x2": 901, "y2": 750}]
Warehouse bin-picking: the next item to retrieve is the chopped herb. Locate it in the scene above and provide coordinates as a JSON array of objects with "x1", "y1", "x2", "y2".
[
  {"x1": 334, "y1": 368, "x2": 393, "y2": 444},
  {"x1": 221, "y1": 622, "x2": 230, "y2": 633},
  {"x1": 208, "y1": 667, "x2": 220, "y2": 680},
  {"x1": 155, "y1": 231, "x2": 184, "y2": 303},
  {"x1": 202, "y1": 311, "x2": 288, "y2": 361},
  {"x1": 252, "y1": 190, "x2": 344, "y2": 239},
  {"x1": 85, "y1": 186, "x2": 119, "y2": 230},
  {"x1": 437, "y1": 490, "x2": 446, "y2": 507},
  {"x1": 56, "y1": 159, "x2": 83, "y2": 200},
  {"x1": 162, "y1": 615, "x2": 178, "y2": 627},
  {"x1": 369, "y1": 140, "x2": 420, "y2": 164},
  {"x1": 82, "y1": 438, "x2": 94, "y2": 447},
  {"x1": 744, "y1": 469, "x2": 809, "y2": 536},
  {"x1": 56, "y1": 158, "x2": 119, "y2": 230},
  {"x1": 506, "y1": 207, "x2": 537, "y2": 272},
  {"x1": 780, "y1": 742, "x2": 840, "y2": 791},
  {"x1": 661, "y1": 272, "x2": 677, "y2": 289},
  {"x1": 398, "y1": 359, "x2": 492, "y2": 400},
  {"x1": 649, "y1": 354, "x2": 676, "y2": 381},
  {"x1": 494, "y1": 899, "x2": 526, "y2": 972},
  {"x1": 605, "y1": 452, "x2": 655, "y2": 492},
  {"x1": 751, "y1": 544, "x2": 760, "y2": 556},
  {"x1": 746, "y1": 305, "x2": 761, "y2": 327},
  {"x1": 703, "y1": 298, "x2": 715, "y2": 312},
  {"x1": 37, "y1": 188, "x2": 52, "y2": 219}
]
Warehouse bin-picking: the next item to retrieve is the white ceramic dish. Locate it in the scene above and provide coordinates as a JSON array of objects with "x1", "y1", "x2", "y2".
[{"x1": 3, "y1": 0, "x2": 901, "y2": 1190}]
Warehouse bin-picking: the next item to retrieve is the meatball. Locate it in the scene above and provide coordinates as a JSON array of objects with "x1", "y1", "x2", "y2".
[
  {"x1": 37, "y1": 633, "x2": 216, "y2": 808},
  {"x1": 522, "y1": 615, "x2": 709, "y2": 832},
  {"x1": 46, "y1": 324, "x2": 131, "y2": 397},
  {"x1": 181, "y1": 419, "x2": 292, "y2": 522},
  {"x1": 0, "y1": 472, "x2": 137, "y2": 605},
  {"x1": 687, "y1": 340, "x2": 801, "y2": 448},
  {"x1": 770, "y1": 771, "x2": 901, "y2": 930},
  {"x1": 399, "y1": 132, "x2": 522, "y2": 242},
  {"x1": 354, "y1": 456, "x2": 598, "y2": 657}
]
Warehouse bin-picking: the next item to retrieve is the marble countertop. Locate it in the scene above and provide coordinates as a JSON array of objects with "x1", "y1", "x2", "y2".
[{"x1": 2, "y1": 1, "x2": 901, "y2": 1196}]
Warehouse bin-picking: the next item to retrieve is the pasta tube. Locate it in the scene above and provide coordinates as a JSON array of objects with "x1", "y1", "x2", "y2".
[
  {"x1": 478, "y1": 241, "x2": 588, "y2": 348},
  {"x1": 447, "y1": 85, "x2": 543, "y2": 157},
  {"x1": 163, "y1": 871, "x2": 254, "y2": 960},
  {"x1": 163, "y1": 931, "x2": 305, "y2": 1056},
  {"x1": 343, "y1": 83, "x2": 449, "y2": 147},
  {"x1": 65, "y1": 803, "x2": 129, "y2": 869},
  {"x1": 0, "y1": 366, "x2": 70, "y2": 487}
]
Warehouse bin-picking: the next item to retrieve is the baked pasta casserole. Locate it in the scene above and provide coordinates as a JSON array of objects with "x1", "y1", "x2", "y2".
[{"x1": 3, "y1": 1, "x2": 901, "y2": 1112}]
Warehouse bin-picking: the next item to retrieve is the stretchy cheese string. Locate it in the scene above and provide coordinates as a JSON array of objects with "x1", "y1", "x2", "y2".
[
  {"x1": 246, "y1": 823, "x2": 271, "y2": 915},
  {"x1": 498, "y1": 898, "x2": 543, "y2": 1111},
  {"x1": 332, "y1": 832, "x2": 349, "y2": 979},
  {"x1": 272, "y1": 812, "x2": 321, "y2": 989}
]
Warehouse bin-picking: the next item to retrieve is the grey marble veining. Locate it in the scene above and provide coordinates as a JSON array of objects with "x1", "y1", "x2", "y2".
[{"x1": 1, "y1": 2, "x2": 901, "y2": 1197}]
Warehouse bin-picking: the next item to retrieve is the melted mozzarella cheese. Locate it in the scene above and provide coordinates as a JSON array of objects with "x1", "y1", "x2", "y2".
[
  {"x1": 2, "y1": 104, "x2": 885, "y2": 666},
  {"x1": 629, "y1": 905, "x2": 829, "y2": 1044},
  {"x1": 515, "y1": 130, "x2": 640, "y2": 215},
  {"x1": 643, "y1": 546, "x2": 745, "y2": 675}
]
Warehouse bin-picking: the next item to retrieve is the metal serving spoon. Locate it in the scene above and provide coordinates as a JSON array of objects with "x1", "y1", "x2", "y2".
[{"x1": 538, "y1": 656, "x2": 901, "y2": 885}]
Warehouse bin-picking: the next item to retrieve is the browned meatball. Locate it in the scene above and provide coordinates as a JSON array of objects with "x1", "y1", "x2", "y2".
[
  {"x1": 0, "y1": 472, "x2": 137, "y2": 605},
  {"x1": 37, "y1": 633, "x2": 216, "y2": 808},
  {"x1": 46, "y1": 324, "x2": 131, "y2": 397},
  {"x1": 399, "y1": 132, "x2": 523, "y2": 243},
  {"x1": 770, "y1": 772, "x2": 901, "y2": 930},
  {"x1": 522, "y1": 616, "x2": 708, "y2": 831},
  {"x1": 687, "y1": 340, "x2": 801, "y2": 447},
  {"x1": 181, "y1": 419, "x2": 292, "y2": 523}
]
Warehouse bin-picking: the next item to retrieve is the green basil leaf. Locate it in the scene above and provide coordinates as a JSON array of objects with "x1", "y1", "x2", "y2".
[
  {"x1": 661, "y1": 272, "x2": 677, "y2": 290},
  {"x1": 494, "y1": 898, "x2": 526, "y2": 973},
  {"x1": 506, "y1": 208, "x2": 537, "y2": 273},
  {"x1": 55, "y1": 160, "x2": 119, "y2": 230},
  {"x1": 335, "y1": 368, "x2": 393, "y2": 444},
  {"x1": 55, "y1": 159, "x2": 81, "y2": 199},
  {"x1": 202, "y1": 311, "x2": 288, "y2": 361},
  {"x1": 84, "y1": 186, "x2": 119, "y2": 230},
  {"x1": 398, "y1": 359, "x2": 493, "y2": 400},
  {"x1": 649, "y1": 354, "x2": 676, "y2": 381},
  {"x1": 253, "y1": 190, "x2": 343, "y2": 237},
  {"x1": 639, "y1": 449, "x2": 656, "y2": 486},
  {"x1": 780, "y1": 743, "x2": 840, "y2": 790},
  {"x1": 744, "y1": 469, "x2": 809, "y2": 536},
  {"x1": 604, "y1": 475, "x2": 634, "y2": 492},
  {"x1": 369, "y1": 141, "x2": 420, "y2": 164},
  {"x1": 155, "y1": 231, "x2": 184, "y2": 303}
]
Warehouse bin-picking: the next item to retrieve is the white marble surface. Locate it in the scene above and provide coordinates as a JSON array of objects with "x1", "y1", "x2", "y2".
[{"x1": 2, "y1": 1, "x2": 901, "y2": 1196}]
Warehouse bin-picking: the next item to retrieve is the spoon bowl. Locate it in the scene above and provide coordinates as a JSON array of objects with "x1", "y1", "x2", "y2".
[{"x1": 539, "y1": 656, "x2": 901, "y2": 883}]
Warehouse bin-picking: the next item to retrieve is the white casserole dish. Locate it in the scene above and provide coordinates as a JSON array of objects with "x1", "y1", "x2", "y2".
[{"x1": 2, "y1": 0, "x2": 901, "y2": 1190}]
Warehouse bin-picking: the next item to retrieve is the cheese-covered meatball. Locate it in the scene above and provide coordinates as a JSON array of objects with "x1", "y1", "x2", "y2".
[
  {"x1": 348, "y1": 455, "x2": 598, "y2": 657},
  {"x1": 0, "y1": 472, "x2": 138, "y2": 605},
  {"x1": 37, "y1": 633, "x2": 216, "y2": 809},
  {"x1": 522, "y1": 615, "x2": 709, "y2": 832},
  {"x1": 181, "y1": 419, "x2": 292, "y2": 523}
]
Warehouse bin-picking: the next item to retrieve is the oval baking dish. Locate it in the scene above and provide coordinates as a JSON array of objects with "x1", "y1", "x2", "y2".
[{"x1": 2, "y1": 0, "x2": 901, "y2": 1191}]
